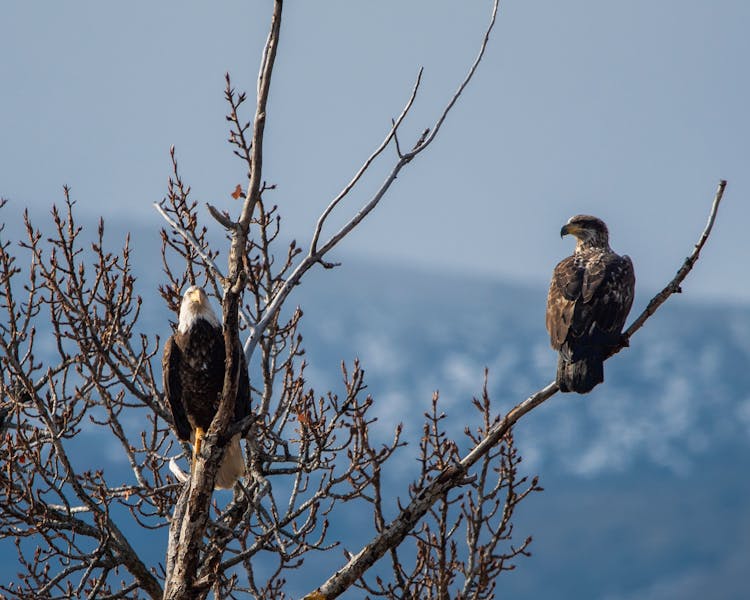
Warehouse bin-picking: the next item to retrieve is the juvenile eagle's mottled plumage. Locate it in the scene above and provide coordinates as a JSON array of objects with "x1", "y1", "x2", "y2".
[
  {"x1": 546, "y1": 215, "x2": 635, "y2": 393},
  {"x1": 162, "y1": 286, "x2": 250, "y2": 489}
]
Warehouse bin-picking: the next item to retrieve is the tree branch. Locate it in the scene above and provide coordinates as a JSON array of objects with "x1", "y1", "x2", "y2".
[
  {"x1": 240, "y1": 0, "x2": 283, "y2": 229},
  {"x1": 615, "y1": 179, "x2": 727, "y2": 347}
]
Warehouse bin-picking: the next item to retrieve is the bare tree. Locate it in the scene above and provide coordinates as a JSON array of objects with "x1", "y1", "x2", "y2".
[{"x1": 0, "y1": 1, "x2": 727, "y2": 599}]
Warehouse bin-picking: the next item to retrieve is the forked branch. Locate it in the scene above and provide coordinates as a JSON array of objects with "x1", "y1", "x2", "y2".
[{"x1": 243, "y1": 0, "x2": 502, "y2": 363}]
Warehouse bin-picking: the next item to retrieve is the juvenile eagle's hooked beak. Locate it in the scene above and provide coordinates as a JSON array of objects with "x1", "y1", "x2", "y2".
[{"x1": 560, "y1": 223, "x2": 582, "y2": 238}]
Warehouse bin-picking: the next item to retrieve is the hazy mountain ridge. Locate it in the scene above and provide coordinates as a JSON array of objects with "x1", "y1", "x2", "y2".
[{"x1": 296, "y1": 259, "x2": 750, "y2": 477}]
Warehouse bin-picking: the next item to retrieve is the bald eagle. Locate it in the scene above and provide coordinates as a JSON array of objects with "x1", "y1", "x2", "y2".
[
  {"x1": 546, "y1": 215, "x2": 635, "y2": 393},
  {"x1": 162, "y1": 286, "x2": 250, "y2": 489}
]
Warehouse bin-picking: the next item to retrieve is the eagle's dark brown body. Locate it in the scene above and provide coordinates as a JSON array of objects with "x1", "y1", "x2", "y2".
[
  {"x1": 546, "y1": 216, "x2": 635, "y2": 393},
  {"x1": 163, "y1": 319, "x2": 249, "y2": 439}
]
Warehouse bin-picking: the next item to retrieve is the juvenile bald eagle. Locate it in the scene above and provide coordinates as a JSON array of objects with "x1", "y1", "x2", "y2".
[
  {"x1": 162, "y1": 286, "x2": 250, "y2": 489},
  {"x1": 546, "y1": 215, "x2": 635, "y2": 393}
]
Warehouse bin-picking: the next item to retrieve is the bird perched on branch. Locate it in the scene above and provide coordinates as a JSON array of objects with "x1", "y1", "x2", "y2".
[
  {"x1": 546, "y1": 215, "x2": 635, "y2": 393},
  {"x1": 162, "y1": 286, "x2": 250, "y2": 489}
]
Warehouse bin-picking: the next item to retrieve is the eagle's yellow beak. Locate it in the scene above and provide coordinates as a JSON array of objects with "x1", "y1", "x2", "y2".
[
  {"x1": 560, "y1": 223, "x2": 581, "y2": 238},
  {"x1": 188, "y1": 288, "x2": 204, "y2": 304}
]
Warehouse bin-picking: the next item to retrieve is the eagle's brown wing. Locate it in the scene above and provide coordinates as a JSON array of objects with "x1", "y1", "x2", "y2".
[
  {"x1": 548, "y1": 252, "x2": 635, "y2": 351},
  {"x1": 162, "y1": 334, "x2": 192, "y2": 441},
  {"x1": 546, "y1": 255, "x2": 583, "y2": 350},
  {"x1": 586, "y1": 253, "x2": 635, "y2": 337}
]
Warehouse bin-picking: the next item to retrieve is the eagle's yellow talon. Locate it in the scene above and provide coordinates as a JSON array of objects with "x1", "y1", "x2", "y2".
[{"x1": 193, "y1": 426, "x2": 205, "y2": 467}]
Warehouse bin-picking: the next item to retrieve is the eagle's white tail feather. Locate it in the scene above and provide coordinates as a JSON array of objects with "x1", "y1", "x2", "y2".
[
  {"x1": 214, "y1": 434, "x2": 246, "y2": 490},
  {"x1": 168, "y1": 457, "x2": 189, "y2": 483},
  {"x1": 170, "y1": 435, "x2": 245, "y2": 490}
]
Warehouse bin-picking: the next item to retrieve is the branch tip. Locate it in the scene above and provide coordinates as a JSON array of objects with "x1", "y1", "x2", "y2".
[{"x1": 206, "y1": 203, "x2": 238, "y2": 230}]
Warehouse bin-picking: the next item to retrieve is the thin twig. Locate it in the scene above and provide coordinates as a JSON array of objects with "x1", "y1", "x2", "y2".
[
  {"x1": 403, "y1": 0, "x2": 500, "y2": 158},
  {"x1": 309, "y1": 68, "x2": 423, "y2": 255},
  {"x1": 617, "y1": 179, "x2": 727, "y2": 346}
]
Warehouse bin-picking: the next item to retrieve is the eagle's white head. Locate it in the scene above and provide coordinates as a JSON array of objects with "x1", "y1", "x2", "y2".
[{"x1": 177, "y1": 286, "x2": 220, "y2": 334}]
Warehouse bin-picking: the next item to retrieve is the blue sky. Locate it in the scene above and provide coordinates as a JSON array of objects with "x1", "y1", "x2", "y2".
[{"x1": 1, "y1": 1, "x2": 748, "y2": 302}]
